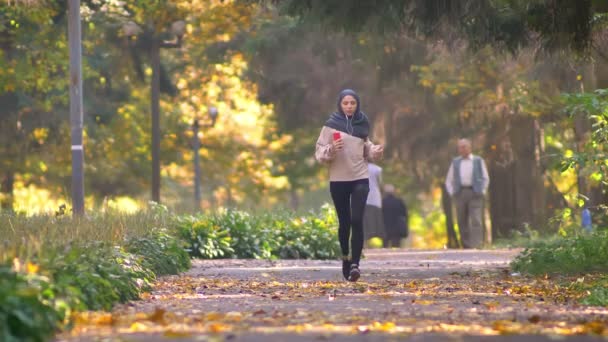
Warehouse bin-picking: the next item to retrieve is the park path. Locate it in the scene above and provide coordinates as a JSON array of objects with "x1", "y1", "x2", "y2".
[{"x1": 59, "y1": 249, "x2": 608, "y2": 341}]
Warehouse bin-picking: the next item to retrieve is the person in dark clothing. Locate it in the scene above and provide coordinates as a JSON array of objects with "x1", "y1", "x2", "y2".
[
  {"x1": 382, "y1": 184, "x2": 409, "y2": 248},
  {"x1": 315, "y1": 89, "x2": 383, "y2": 282}
]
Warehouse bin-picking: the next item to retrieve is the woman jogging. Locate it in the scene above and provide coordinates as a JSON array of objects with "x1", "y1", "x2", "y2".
[{"x1": 315, "y1": 89, "x2": 383, "y2": 282}]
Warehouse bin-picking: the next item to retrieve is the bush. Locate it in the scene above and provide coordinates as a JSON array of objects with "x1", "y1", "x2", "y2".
[
  {"x1": 274, "y1": 205, "x2": 340, "y2": 259},
  {"x1": 126, "y1": 229, "x2": 191, "y2": 276},
  {"x1": 215, "y1": 210, "x2": 275, "y2": 259},
  {"x1": 176, "y1": 204, "x2": 340, "y2": 260},
  {"x1": 0, "y1": 234, "x2": 188, "y2": 340},
  {"x1": 581, "y1": 286, "x2": 608, "y2": 306},
  {"x1": 0, "y1": 205, "x2": 342, "y2": 341},
  {"x1": 42, "y1": 241, "x2": 156, "y2": 311},
  {"x1": 0, "y1": 264, "x2": 65, "y2": 342},
  {"x1": 511, "y1": 230, "x2": 608, "y2": 275},
  {"x1": 175, "y1": 215, "x2": 234, "y2": 258}
]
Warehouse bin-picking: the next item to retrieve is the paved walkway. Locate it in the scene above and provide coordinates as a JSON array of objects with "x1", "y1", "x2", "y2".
[{"x1": 59, "y1": 249, "x2": 608, "y2": 341}]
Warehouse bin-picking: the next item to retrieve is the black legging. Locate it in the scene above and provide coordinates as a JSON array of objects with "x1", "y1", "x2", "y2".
[{"x1": 330, "y1": 179, "x2": 369, "y2": 265}]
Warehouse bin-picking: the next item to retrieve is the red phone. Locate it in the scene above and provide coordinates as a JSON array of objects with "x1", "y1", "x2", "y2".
[{"x1": 333, "y1": 132, "x2": 341, "y2": 141}]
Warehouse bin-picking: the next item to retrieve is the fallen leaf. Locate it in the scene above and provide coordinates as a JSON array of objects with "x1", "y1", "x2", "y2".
[
  {"x1": 206, "y1": 312, "x2": 225, "y2": 321},
  {"x1": 208, "y1": 323, "x2": 230, "y2": 333},
  {"x1": 147, "y1": 307, "x2": 167, "y2": 325},
  {"x1": 583, "y1": 321, "x2": 605, "y2": 335},
  {"x1": 130, "y1": 322, "x2": 150, "y2": 332},
  {"x1": 164, "y1": 329, "x2": 193, "y2": 338},
  {"x1": 357, "y1": 325, "x2": 370, "y2": 334},
  {"x1": 484, "y1": 301, "x2": 500, "y2": 310},
  {"x1": 226, "y1": 312, "x2": 242, "y2": 322}
]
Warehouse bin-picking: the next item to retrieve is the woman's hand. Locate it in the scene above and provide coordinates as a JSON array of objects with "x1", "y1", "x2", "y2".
[
  {"x1": 332, "y1": 138, "x2": 344, "y2": 151},
  {"x1": 371, "y1": 144, "x2": 384, "y2": 159}
]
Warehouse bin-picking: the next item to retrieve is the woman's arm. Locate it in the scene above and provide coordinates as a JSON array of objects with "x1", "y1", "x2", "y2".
[
  {"x1": 315, "y1": 127, "x2": 336, "y2": 163},
  {"x1": 364, "y1": 139, "x2": 384, "y2": 162}
]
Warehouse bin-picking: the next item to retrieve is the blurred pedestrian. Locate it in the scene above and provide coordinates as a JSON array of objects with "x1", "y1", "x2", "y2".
[
  {"x1": 363, "y1": 162, "x2": 384, "y2": 245},
  {"x1": 381, "y1": 184, "x2": 409, "y2": 248},
  {"x1": 445, "y1": 138, "x2": 489, "y2": 248}
]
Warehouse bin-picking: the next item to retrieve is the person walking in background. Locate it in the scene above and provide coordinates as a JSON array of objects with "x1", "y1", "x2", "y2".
[
  {"x1": 363, "y1": 162, "x2": 384, "y2": 246},
  {"x1": 381, "y1": 184, "x2": 409, "y2": 248},
  {"x1": 315, "y1": 89, "x2": 383, "y2": 282},
  {"x1": 445, "y1": 138, "x2": 490, "y2": 249}
]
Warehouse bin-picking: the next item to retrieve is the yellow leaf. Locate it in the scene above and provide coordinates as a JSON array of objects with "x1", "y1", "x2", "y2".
[
  {"x1": 26, "y1": 262, "x2": 39, "y2": 274},
  {"x1": 73, "y1": 312, "x2": 113, "y2": 326},
  {"x1": 583, "y1": 321, "x2": 605, "y2": 335},
  {"x1": 147, "y1": 308, "x2": 167, "y2": 325},
  {"x1": 164, "y1": 329, "x2": 193, "y2": 338},
  {"x1": 375, "y1": 321, "x2": 396, "y2": 332},
  {"x1": 484, "y1": 301, "x2": 500, "y2": 310},
  {"x1": 130, "y1": 322, "x2": 150, "y2": 332},
  {"x1": 208, "y1": 323, "x2": 229, "y2": 333},
  {"x1": 205, "y1": 312, "x2": 224, "y2": 321},
  {"x1": 225, "y1": 311, "x2": 242, "y2": 322}
]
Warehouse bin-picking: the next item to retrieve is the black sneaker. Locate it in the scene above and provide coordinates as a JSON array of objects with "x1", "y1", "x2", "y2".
[
  {"x1": 341, "y1": 257, "x2": 351, "y2": 280},
  {"x1": 348, "y1": 264, "x2": 360, "y2": 282}
]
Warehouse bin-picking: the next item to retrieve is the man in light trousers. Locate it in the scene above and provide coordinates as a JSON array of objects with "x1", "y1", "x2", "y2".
[{"x1": 445, "y1": 139, "x2": 490, "y2": 249}]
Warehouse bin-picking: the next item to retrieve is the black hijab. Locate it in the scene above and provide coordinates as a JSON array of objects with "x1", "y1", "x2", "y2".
[{"x1": 324, "y1": 89, "x2": 369, "y2": 140}]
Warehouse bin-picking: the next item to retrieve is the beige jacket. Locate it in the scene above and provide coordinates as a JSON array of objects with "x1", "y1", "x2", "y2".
[{"x1": 315, "y1": 126, "x2": 382, "y2": 182}]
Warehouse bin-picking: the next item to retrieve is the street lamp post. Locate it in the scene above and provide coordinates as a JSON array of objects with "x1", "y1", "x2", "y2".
[
  {"x1": 123, "y1": 20, "x2": 186, "y2": 204},
  {"x1": 68, "y1": 0, "x2": 85, "y2": 216},
  {"x1": 193, "y1": 106, "x2": 218, "y2": 210}
]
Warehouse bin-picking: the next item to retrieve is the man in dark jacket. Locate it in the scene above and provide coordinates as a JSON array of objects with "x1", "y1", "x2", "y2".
[{"x1": 382, "y1": 184, "x2": 409, "y2": 248}]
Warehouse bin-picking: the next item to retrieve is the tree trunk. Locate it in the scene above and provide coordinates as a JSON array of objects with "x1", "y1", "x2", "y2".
[
  {"x1": 488, "y1": 115, "x2": 547, "y2": 237},
  {"x1": 1, "y1": 172, "x2": 14, "y2": 211},
  {"x1": 488, "y1": 157, "x2": 517, "y2": 238},
  {"x1": 510, "y1": 115, "x2": 546, "y2": 229},
  {"x1": 289, "y1": 187, "x2": 300, "y2": 211},
  {"x1": 441, "y1": 184, "x2": 460, "y2": 248}
]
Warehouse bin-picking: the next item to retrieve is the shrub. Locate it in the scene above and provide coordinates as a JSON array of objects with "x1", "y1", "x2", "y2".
[
  {"x1": 275, "y1": 205, "x2": 340, "y2": 259},
  {"x1": 42, "y1": 242, "x2": 156, "y2": 311},
  {"x1": 126, "y1": 229, "x2": 191, "y2": 276},
  {"x1": 175, "y1": 215, "x2": 234, "y2": 259},
  {"x1": 511, "y1": 230, "x2": 608, "y2": 275},
  {"x1": 0, "y1": 205, "x2": 342, "y2": 341},
  {"x1": 0, "y1": 264, "x2": 64, "y2": 342},
  {"x1": 212, "y1": 210, "x2": 275, "y2": 259},
  {"x1": 176, "y1": 204, "x2": 340, "y2": 260}
]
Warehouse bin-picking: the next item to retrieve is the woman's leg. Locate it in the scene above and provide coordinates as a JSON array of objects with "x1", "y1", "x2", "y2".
[
  {"x1": 330, "y1": 182, "x2": 352, "y2": 258},
  {"x1": 350, "y1": 180, "x2": 370, "y2": 266}
]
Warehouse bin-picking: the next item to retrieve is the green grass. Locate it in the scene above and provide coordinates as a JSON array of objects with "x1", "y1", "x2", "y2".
[
  {"x1": 511, "y1": 230, "x2": 608, "y2": 275},
  {"x1": 0, "y1": 206, "x2": 172, "y2": 263},
  {"x1": 0, "y1": 204, "x2": 342, "y2": 341},
  {"x1": 0, "y1": 204, "x2": 188, "y2": 341}
]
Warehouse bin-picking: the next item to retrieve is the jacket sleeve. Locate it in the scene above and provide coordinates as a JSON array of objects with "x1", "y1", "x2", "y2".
[{"x1": 315, "y1": 126, "x2": 336, "y2": 164}]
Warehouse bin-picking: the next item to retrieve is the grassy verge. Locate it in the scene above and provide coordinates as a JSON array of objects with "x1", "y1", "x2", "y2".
[
  {"x1": 511, "y1": 229, "x2": 608, "y2": 306},
  {"x1": 0, "y1": 204, "x2": 340, "y2": 341}
]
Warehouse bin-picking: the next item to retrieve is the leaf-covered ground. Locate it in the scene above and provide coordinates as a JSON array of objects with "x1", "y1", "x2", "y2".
[{"x1": 58, "y1": 250, "x2": 608, "y2": 341}]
